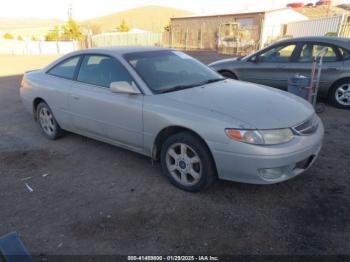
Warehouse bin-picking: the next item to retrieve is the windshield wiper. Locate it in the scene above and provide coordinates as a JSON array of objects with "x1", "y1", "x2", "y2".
[
  {"x1": 159, "y1": 84, "x2": 200, "y2": 94},
  {"x1": 159, "y1": 78, "x2": 225, "y2": 94},
  {"x1": 203, "y1": 78, "x2": 225, "y2": 84}
]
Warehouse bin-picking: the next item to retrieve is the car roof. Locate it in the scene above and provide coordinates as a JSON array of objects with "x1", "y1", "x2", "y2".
[
  {"x1": 275, "y1": 36, "x2": 350, "y2": 49},
  {"x1": 69, "y1": 46, "x2": 173, "y2": 56},
  {"x1": 42, "y1": 46, "x2": 174, "y2": 73}
]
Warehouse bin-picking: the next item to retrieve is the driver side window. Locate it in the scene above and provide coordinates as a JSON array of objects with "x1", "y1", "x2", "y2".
[
  {"x1": 258, "y1": 44, "x2": 297, "y2": 63},
  {"x1": 77, "y1": 55, "x2": 134, "y2": 88}
]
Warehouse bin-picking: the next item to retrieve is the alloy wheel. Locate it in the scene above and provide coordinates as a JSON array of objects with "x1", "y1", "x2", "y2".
[
  {"x1": 165, "y1": 143, "x2": 202, "y2": 187},
  {"x1": 39, "y1": 107, "x2": 56, "y2": 136},
  {"x1": 335, "y1": 83, "x2": 350, "y2": 106}
]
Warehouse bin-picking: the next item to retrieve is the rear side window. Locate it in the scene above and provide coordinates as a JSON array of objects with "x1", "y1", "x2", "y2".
[
  {"x1": 77, "y1": 55, "x2": 134, "y2": 88},
  {"x1": 48, "y1": 56, "x2": 80, "y2": 79},
  {"x1": 339, "y1": 48, "x2": 350, "y2": 60},
  {"x1": 298, "y1": 44, "x2": 339, "y2": 62}
]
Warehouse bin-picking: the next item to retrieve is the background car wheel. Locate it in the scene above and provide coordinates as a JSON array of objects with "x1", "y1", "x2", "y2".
[
  {"x1": 329, "y1": 80, "x2": 350, "y2": 109},
  {"x1": 219, "y1": 70, "x2": 237, "y2": 79},
  {"x1": 160, "y1": 132, "x2": 216, "y2": 192},
  {"x1": 36, "y1": 102, "x2": 64, "y2": 140}
]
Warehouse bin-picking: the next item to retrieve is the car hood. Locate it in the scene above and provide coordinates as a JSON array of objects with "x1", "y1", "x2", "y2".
[
  {"x1": 208, "y1": 57, "x2": 240, "y2": 67},
  {"x1": 161, "y1": 80, "x2": 314, "y2": 129}
]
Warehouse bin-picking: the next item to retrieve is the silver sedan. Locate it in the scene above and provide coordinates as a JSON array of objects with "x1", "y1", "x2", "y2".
[
  {"x1": 209, "y1": 37, "x2": 350, "y2": 109},
  {"x1": 20, "y1": 47, "x2": 324, "y2": 192}
]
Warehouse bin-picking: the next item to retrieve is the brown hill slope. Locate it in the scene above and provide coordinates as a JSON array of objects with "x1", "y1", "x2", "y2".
[
  {"x1": 83, "y1": 5, "x2": 193, "y2": 33},
  {"x1": 0, "y1": 18, "x2": 63, "y2": 37},
  {"x1": 0, "y1": 18, "x2": 63, "y2": 30}
]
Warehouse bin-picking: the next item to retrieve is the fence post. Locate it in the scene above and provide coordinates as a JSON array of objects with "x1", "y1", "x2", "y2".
[
  {"x1": 185, "y1": 27, "x2": 189, "y2": 50},
  {"x1": 337, "y1": 14, "x2": 346, "y2": 37},
  {"x1": 200, "y1": 23, "x2": 203, "y2": 50},
  {"x1": 171, "y1": 29, "x2": 174, "y2": 48}
]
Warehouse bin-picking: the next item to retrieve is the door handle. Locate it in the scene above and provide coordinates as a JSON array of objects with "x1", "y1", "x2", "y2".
[
  {"x1": 72, "y1": 96, "x2": 80, "y2": 100},
  {"x1": 325, "y1": 67, "x2": 341, "y2": 71}
]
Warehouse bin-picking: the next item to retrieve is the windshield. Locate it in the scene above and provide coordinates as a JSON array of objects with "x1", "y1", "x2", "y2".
[{"x1": 124, "y1": 50, "x2": 223, "y2": 93}]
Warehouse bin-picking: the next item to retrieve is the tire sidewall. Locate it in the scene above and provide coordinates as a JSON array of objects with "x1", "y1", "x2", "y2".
[
  {"x1": 220, "y1": 71, "x2": 237, "y2": 80},
  {"x1": 160, "y1": 132, "x2": 215, "y2": 192},
  {"x1": 36, "y1": 102, "x2": 61, "y2": 140}
]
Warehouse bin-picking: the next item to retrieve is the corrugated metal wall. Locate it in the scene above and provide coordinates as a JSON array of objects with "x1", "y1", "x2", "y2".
[
  {"x1": 92, "y1": 32, "x2": 162, "y2": 47},
  {"x1": 286, "y1": 15, "x2": 344, "y2": 37}
]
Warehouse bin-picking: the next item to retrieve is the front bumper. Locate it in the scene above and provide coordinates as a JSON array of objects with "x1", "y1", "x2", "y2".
[{"x1": 209, "y1": 119, "x2": 324, "y2": 184}]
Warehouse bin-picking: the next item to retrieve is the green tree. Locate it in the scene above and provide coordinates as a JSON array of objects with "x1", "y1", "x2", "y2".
[
  {"x1": 61, "y1": 18, "x2": 83, "y2": 41},
  {"x1": 3, "y1": 33, "x2": 14, "y2": 39},
  {"x1": 325, "y1": 32, "x2": 337, "y2": 37},
  {"x1": 45, "y1": 26, "x2": 60, "y2": 41},
  {"x1": 31, "y1": 36, "x2": 38, "y2": 41},
  {"x1": 116, "y1": 19, "x2": 130, "y2": 32},
  {"x1": 17, "y1": 35, "x2": 23, "y2": 41},
  {"x1": 164, "y1": 20, "x2": 171, "y2": 32}
]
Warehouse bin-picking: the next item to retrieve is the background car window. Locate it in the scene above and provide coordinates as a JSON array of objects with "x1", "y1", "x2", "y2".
[
  {"x1": 339, "y1": 48, "x2": 350, "y2": 60},
  {"x1": 298, "y1": 44, "x2": 338, "y2": 62},
  {"x1": 48, "y1": 56, "x2": 80, "y2": 79},
  {"x1": 77, "y1": 55, "x2": 134, "y2": 88},
  {"x1": 259, "y1": 44, "x2": 296, "y2": 63}
]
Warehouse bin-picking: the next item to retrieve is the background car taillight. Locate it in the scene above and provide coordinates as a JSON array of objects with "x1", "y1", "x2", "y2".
[{"x1": 20, "y1": 79, "x2": 25, "y2": 88}]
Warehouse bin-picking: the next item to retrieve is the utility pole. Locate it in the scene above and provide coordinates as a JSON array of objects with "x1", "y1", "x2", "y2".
[{"x1": 67, "y1": 0, "x2": 73, "y2": 20}]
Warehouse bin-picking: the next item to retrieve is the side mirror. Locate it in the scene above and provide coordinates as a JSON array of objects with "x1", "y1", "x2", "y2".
[
  {"x1": 251, "y1": 55, "x2": 260, "y2": 63},
  {"x1": 110, "y1": 81, "x2": 141, "y2": 95}
]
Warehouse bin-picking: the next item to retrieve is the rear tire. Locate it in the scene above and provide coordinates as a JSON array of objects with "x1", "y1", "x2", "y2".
[
  {"x1": 160, "y1": 132, "x2": 216, "y2": 192},
  {"x1": 219, "y1": 70, "x2": 237, "y2": 80},
  {"x1": 36, "y1": 102, "x2": 64, "y2": 140},
  {"x1": 329, "y1": 80, "x2": 350, "y2": 109}
]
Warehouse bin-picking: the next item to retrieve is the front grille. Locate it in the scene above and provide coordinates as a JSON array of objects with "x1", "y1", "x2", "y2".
[{"x1": 293, "y1": 115, "x2": 319, "y2": 135}]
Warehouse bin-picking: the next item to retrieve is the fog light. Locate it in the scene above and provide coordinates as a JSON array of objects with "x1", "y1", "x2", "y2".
[{"x1": 259, "y1": 167, "x2": 285, "y2": 180}]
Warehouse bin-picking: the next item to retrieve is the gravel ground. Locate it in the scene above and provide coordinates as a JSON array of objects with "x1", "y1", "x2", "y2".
[{"x1": 0, "y1": 52, "x2": 349, "y2": 256}]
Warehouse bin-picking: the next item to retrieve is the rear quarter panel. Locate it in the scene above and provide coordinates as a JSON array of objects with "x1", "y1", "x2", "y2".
[{"x1": 20, "y1": 71, "x2": 73, "y2": 130}]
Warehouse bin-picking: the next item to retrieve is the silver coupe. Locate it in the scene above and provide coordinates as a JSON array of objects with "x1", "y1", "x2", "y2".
[{"x1": 20, "y1": 47, "x2": 324, "y2": 191}]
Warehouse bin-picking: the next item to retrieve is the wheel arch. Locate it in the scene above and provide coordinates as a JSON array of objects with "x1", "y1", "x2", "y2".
[
  {"x1": 218, "y1": 69, "x2": 237, "y2": 79},
  {"x1": 152, "y1": 126, "x2": 217, "y2": 172},
  {"x1": 32, "y1": 97, "x2": 46, "y2": 120}
]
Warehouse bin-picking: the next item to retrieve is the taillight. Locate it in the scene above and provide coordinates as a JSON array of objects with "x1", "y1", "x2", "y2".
[{"x1": 20, "y1": 79, "x2": 25, "y2": 88}]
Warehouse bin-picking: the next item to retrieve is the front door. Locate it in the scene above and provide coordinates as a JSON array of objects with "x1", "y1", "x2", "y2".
[
  {"x1": 238, "y1": 42, "x2": 298, "y2": 89},
  {"x1": 69, "y1": 55, "x2": 144, "y2": 149}
]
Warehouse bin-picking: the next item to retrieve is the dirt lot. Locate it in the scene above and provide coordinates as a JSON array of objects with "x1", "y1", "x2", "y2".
[{"x1": 0, "y1": 52, "x2": 349, "y2": 256}]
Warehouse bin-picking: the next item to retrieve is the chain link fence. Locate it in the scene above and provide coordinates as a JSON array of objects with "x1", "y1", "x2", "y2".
[{"x1": 92, "y1": 32, "x2": 162, "y2": 48}]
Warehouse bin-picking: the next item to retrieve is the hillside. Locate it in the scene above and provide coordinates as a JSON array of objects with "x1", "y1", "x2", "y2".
[
  {"x1": 83, "y1": 5, "x2": 193, "y2": 33},
  {"x1": 0, "y1": 18, "x2": 63, "y2": 38}
]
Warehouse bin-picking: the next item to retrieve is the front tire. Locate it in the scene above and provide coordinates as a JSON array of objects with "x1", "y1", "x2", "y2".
[
  {"x1": 219, "y1": 70, "x2": 237, "y2": 80},
  {"x1": 36, "y1": 102, "x2": 64, "y2": 140},
  {"x1": 329, "y1": 80, "x2": 350, "y2": 109},
  {"x1": 160, "y1": 132, "x2": 216, "y2": 192}
]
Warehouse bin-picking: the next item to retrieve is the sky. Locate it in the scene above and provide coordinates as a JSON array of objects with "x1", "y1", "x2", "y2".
[{"x1": 1, "y1": 0, "x2": 350, "y2": 21}]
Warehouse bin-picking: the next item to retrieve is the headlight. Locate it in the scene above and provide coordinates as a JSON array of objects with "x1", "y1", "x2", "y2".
[{"x1": 225, "y1": 128, "x2": 294, "y2": 145}]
